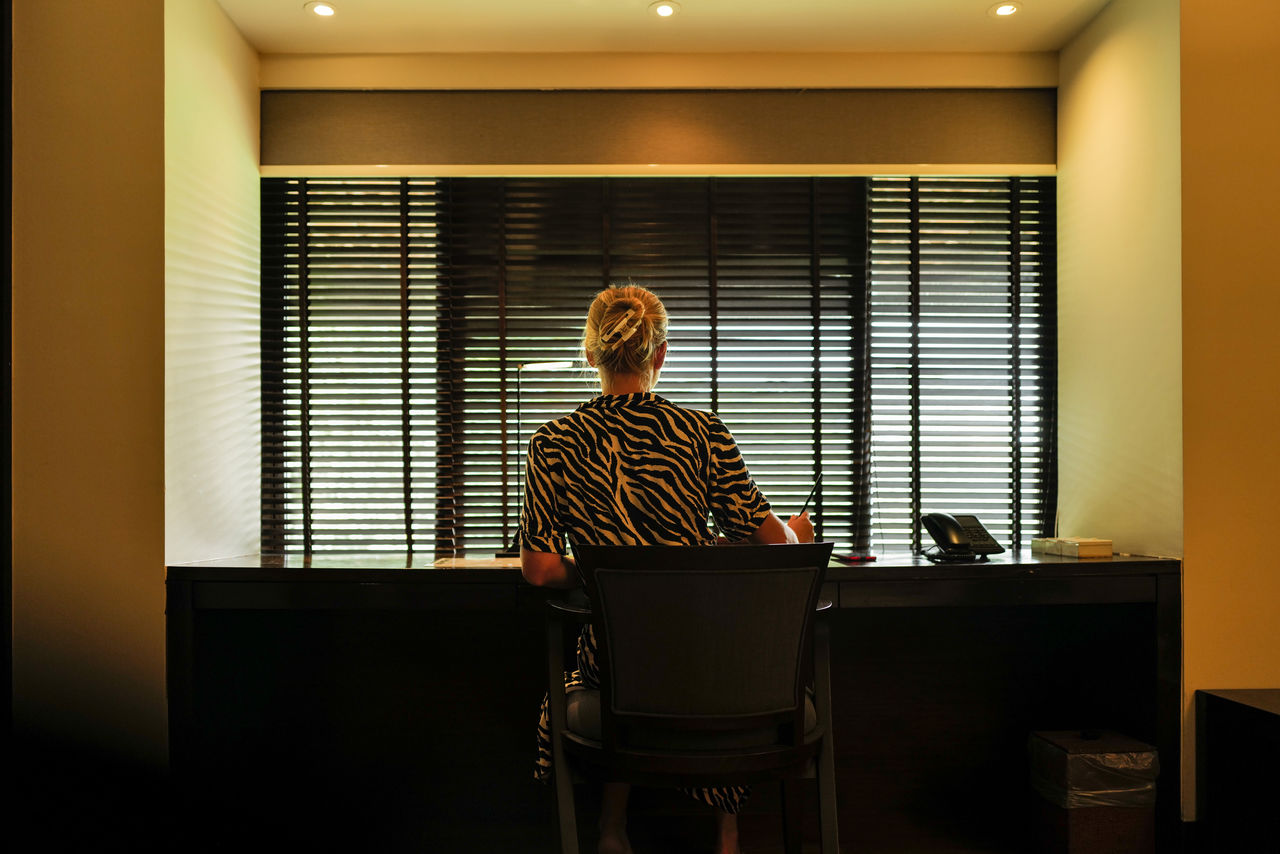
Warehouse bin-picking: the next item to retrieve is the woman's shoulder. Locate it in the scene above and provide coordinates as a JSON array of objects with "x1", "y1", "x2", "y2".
[
  {"x1": 529, "y1": 412, "x2": 580, "y2": 446},
  {"x1": 531, "y1": 401, "x2": 627, "y2": 437},
  {"x1": 642, "y1": 395, "x2": 727, "y2": 431},
  {"x1": 532, "y1": 411, "x2": 578, "y2": 434},
  {"x1": 642, "y1": 393, "x2": 708, "y2": 417},
  {"x1": 661, "y1": 398, "x2": 727, "y2": 430},
  {"x1": 537, "y1": 393, "x2": 725, "y2": 434}
]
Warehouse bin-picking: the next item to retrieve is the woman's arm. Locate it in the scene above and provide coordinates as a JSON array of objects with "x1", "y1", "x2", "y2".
[
  {"x1": 705, "y1": 415, "x2": 814, "y2": 546},
  {"x1": 520, "y1": 547, "x2": 579, "y2": 588},
  {"x1": 747, "y1": 511, "x2": 815, "y2": 545}
]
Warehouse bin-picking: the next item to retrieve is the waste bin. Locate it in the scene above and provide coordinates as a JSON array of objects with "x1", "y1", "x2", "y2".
[{"x1": 1029, "y1": 730, "x2": 1159, "y2": 854}]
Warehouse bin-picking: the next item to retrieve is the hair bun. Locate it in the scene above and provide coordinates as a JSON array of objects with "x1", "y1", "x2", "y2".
[{"x1": 582, "y1": 285, "x2": 669, "y2": 380}]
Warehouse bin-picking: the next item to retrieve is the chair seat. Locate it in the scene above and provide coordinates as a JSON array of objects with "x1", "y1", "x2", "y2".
[{"x1": 567, "y1": 689, "x2": 819, "y2": 751}]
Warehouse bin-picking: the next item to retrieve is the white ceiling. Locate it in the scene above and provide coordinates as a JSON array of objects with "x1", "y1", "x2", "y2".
[{"x1": 216, "y1": 0, "x2": 1113, "y2": 55}]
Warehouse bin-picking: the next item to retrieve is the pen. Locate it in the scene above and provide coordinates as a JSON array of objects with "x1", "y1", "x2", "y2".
[{"x1": 798, "y1": 477, "x2": 820, "y2": 516}]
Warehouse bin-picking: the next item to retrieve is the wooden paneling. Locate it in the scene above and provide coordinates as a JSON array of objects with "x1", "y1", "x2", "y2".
[{"x1": 260, "y1": 89, "x2": 1056, "y2": 172}]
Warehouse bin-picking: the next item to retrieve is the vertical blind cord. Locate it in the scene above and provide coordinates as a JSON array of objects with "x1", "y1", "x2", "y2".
[
  {"x1": 808, "y1": 179, "x2": 824, "y2": 538},
  {"x1": 1038, "y1": 183, "x2": 1060, "y2": 539},
  {"x1": 1009, "y1": 177, "x2": 1024, "y2": 549},
  {"x1": 497, "y1": 180, "x2": 510, "y2": 550},
  {"x1": 707, "y1": 178, "x2": 719, "y2": 414},
  {"x1": 299, "y1": 179, "x2": 314, "y2": 555},
  {"x1": 907, "y1": 177, "x2": 922, "y2": 554},
  {"x1": 399, "y1": 178, "x2": 415, "y2": 553},
  {"x1": 434, "y1": 181, "x2": 458, "y2": 557}
]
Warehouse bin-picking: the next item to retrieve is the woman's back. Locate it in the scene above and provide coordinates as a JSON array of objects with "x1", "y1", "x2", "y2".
[{"x1": 520, "y1": 391, "x2": 770, "y2": 552}]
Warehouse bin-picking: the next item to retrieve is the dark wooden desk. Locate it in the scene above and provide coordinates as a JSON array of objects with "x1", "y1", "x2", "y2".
[
  {"x1": 167, "y1": 551, "x2": 1180, "y2": 853},
  {"x1": 1195, "y1": 689, "x2": 1280, "y2": 852}
]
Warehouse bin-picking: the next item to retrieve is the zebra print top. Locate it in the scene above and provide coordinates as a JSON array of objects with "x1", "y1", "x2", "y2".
[{"x1": 520, "y1": 392, "x2": 771, "y2": 554}]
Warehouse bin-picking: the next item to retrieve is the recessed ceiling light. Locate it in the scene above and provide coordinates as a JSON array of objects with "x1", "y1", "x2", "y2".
[
  {"x1": 304, "y1": 1, "x2": 336, "y2": 17},
  {"x1": 649, "y1": 1, "x2": 680, "y2": 18},
  {"x1": 988, "y1": 2, "x2": 1019, "y2": 16}
]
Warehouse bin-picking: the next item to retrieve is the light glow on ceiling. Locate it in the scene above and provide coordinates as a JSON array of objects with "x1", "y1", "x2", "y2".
[
  {"x1": 649, "y1": 1, "x2": 680, "y2": 19},
  {"x1": 989, "y1": 2, "x2": 1020, "y2": 15},
  {"x1": 304, "y1": 1, "x2": 336, "y2": 17}
]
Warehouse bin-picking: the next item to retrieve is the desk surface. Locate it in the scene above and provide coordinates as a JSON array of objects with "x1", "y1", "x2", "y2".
[
  {"x1": 1198, "y1": 689, "x2": 1280, "y2": 716},
  {"x1": 168, "y1": 549, "x2": 1179, "y2": 584}
]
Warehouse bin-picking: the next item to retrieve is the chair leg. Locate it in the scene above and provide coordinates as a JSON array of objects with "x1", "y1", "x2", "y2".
[
  {"x1": 553, "y1": 763, "x2": 580, "y2": 854},
  {"x1": 547, "y1": 618, "x2": 580, "y2": 854},
  {"x1": 781, "y1": 779, "x2": 803, "y2": 854},
  {"x1": 816, "y1": 743, "x2": 839, "y2": 853},
  {"x1": 815, "y1": 621, "x2": 840, "y2": 853}
]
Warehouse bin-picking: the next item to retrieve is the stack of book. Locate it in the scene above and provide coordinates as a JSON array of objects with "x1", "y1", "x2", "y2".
[{"x1": 1031, "y1": 537, "x2": 1114, "y2": 558}]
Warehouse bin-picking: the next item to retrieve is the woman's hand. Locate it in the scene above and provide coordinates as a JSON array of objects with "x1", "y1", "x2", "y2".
[
  {"x1": 786, "y1": 511, "x2": 815, "y2": 543},
  {"x1": 748, "y1": 510, "x2": 816, "y2": 545}
]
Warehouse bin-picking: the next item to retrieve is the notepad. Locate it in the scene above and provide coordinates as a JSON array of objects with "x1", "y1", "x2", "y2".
[{"x1": 1032, "y1": 537, "x2": 1113, "y2": 558}]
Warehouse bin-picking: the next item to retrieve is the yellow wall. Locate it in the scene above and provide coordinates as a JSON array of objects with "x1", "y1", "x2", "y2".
[
  {"x1": 1057, "y1": 0, "x2": 1182, "y2": 559},
  {"x1": 1181, "y1": 0, "x2": 1280, "y2": 821},
  {"x1": 11, "y1": 0, "x2": 166, "y2": 762},
  {"x1": 164, "y1": 0, "x2": 262, "y2": 564},
  {"x1": 11, "y1": 0, "x2": 259, "y2": 769}
]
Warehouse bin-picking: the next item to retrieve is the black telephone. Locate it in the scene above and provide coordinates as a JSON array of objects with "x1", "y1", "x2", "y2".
[{"x1": 920, "y1": 512, "x2": 1004, "y2": 562}]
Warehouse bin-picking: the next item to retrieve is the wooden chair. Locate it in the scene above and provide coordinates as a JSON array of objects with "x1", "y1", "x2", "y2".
[{"x1": 545, "y1": 542, "x2": 838, "y2": 854}]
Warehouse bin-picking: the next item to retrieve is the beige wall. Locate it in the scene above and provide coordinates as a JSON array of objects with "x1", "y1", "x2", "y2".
[
  {"x1": 1062, "y1": 0, "x2": 1280, "y2": 819},
  {"x1": 11, "y1": 0, "x2": 166, "y2": 762},
  {"x1": 164, "y1": 0, "x2": 261, "y2": 565},
  {"x1": 1058, "y1": 0, "x2": 1185, "y2": 811},
  {"x1": 1056, "y1": 0, "x2": 1194, "y2": 801},
  {"x1": 1057, "y1": 0, "x2": 1183, "y2": 559},
  {"x1": 1181, "y1": 0, "x2": 1280, "y2": 822}
]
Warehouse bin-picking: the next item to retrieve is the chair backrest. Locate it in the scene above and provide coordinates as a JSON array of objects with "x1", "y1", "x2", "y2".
[{"x1": 573, "y1": 542, "x2": 833, "y2": 752}]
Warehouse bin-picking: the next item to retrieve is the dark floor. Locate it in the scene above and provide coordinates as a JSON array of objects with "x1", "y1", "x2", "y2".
[
  {"x1": 10, "y1": 735, "x2": 1019, "y2": 854},
  {"x1": 6, "y1": 745, "x2": 1054, "y2": 854},
  {"x1": 13, "y1": 751, "x2": 1197, "y2": 854},
  {"x1": 13, "y1": 724, "x2": 1180, "y2": 853}
]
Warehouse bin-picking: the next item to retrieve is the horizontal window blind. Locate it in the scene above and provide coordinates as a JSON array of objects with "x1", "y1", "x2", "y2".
[
  {"x1": 263, "y1": 175, "x2": 1055, "y2": 556},
  {"x1": 436, "y1": 177, "x2": 871, "y2": 555},
  {"x1": 867, "y1": 176, "x2": 1057, "y2": 552},
  {"x1": 262, "y1": 178, "x2": 439, "y2": 552}
]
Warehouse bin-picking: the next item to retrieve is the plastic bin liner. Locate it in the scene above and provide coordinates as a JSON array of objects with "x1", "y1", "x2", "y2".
[{"x1": 1029, "y1": 730, "x2": 1159, "y2": 809}]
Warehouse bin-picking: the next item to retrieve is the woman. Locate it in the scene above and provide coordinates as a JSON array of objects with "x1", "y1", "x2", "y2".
[{"x1": 523, "y1": 284, "x2": 813, "y2": 854}]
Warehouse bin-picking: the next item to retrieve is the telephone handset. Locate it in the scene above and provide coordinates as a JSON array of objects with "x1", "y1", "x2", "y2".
[{"x1": 920, "y1": 512, "x2": 1005, "y2": 562}]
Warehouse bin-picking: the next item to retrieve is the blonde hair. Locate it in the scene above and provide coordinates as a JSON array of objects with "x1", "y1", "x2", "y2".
[{"x1": 582, "y1": 284, "x2": 669, "y2": 383}]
